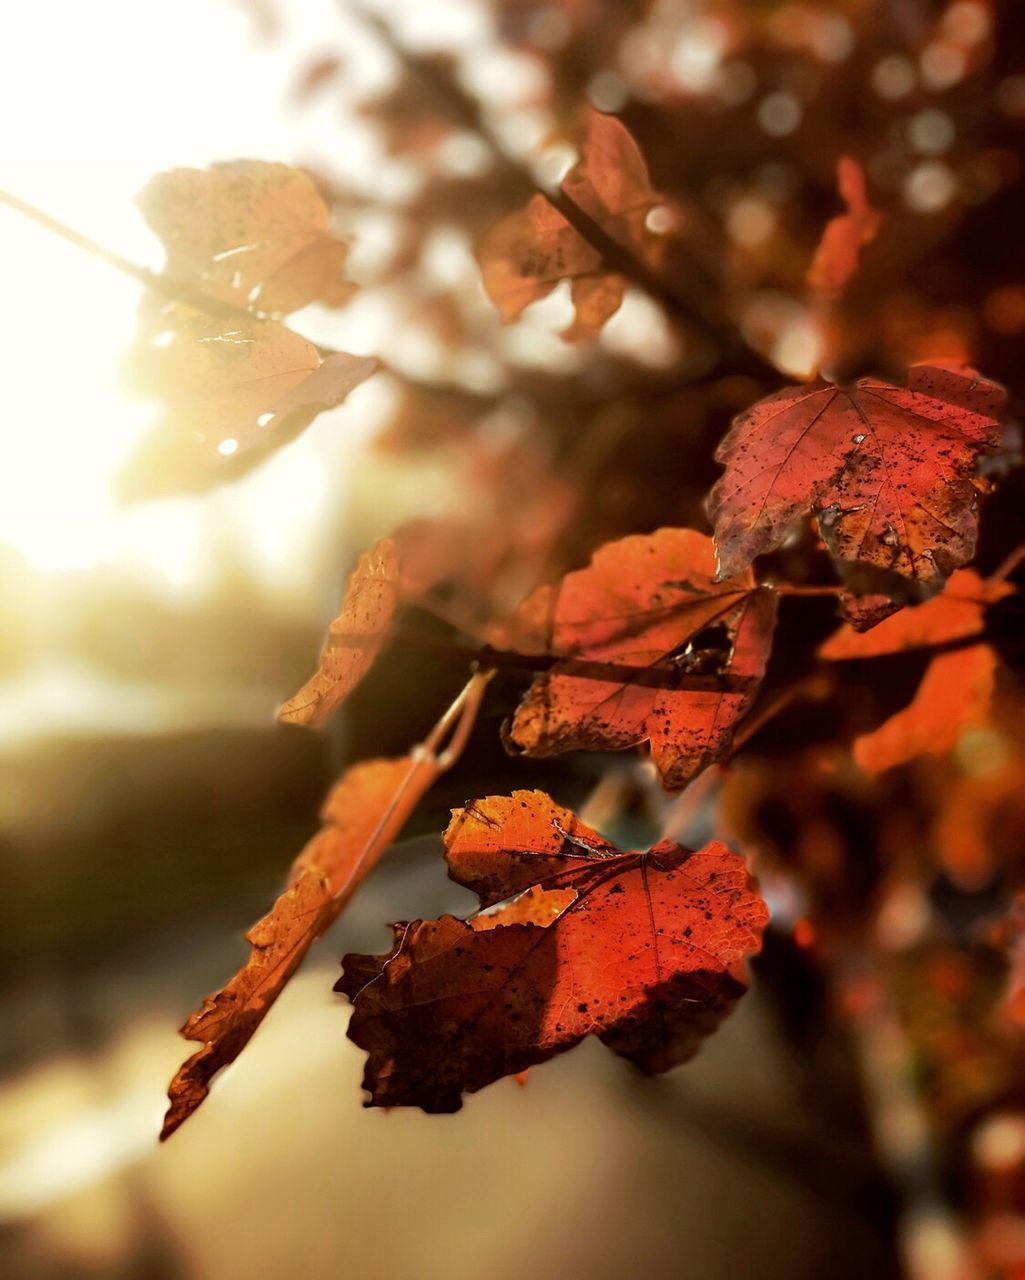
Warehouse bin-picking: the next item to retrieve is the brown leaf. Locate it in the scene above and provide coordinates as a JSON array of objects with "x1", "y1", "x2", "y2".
[
  {"x1": 338, "y1": 791, "x2": 767, "y2": 1111},
  {"x1": 139, "y1": 160, "x2": 355, "y2": 314},
  {"x1": 709, "y1": 364, "x2": 1006, "y2": 592},
  {"x1": 161, "y1": 755, "x2": 416, "y2": 1140},
  {"x1": 278, "y1": 539, "x2": 401, "y2": 728},
  {"x1": 504, "y1": 528, "x2": 777, "y2": 789}
]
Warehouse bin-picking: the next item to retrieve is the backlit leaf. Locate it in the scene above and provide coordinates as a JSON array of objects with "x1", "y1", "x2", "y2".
[
  {"x1": 338, "y1": 790, "x2": 767, "y2": 1111},
  {"x1": 709, "y1": 365, "x2": 1005, "y2": 592},
  {"x1": 504, "y1": 528, "x2": 777, "y2": 789}
]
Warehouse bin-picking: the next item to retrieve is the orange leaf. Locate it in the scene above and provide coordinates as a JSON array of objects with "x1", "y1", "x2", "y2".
[
  {"x1": 806, "y1": 156, "x2": 881, "y2": 297},
  {"x1": 504, "y1": 528, "x2": 777, "y2": 789},
  {"x1": 161, "y1": 754, "x2": 417, "y2": 1140},
  {"x1": 709, "y1": 364, "x2": 1005, "y2": 591},
  {"x1": 278, "y1": 539, "x2": 401, "y2": 728},
  {"x1": 854, "y1": 644, "x2": 997, "y2": 774},
  {"x1": 338, "y1": 791, "x2": 767, "y2": 1111},
  {"x1": 820, "y1": 569, "x2": 1010, "y2": 658},
  {"x1": 139, "y1": 160, "x2": 355, "y2": 314}
]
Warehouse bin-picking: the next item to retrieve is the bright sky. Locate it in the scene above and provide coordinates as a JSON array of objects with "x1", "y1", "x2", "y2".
[{"x1": 0, "y1": 0, "x2": 398, "y2": 601}]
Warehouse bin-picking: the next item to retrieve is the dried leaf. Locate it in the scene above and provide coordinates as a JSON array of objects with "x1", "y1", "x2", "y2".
[
  {"x1": 338, "y1": 791, "x2": 767, "y2": 1111},
  {"x1": 709, "y1": 365, "x2": 1005, "y2": 592},
  {"x1": 476, "y1": 112, "x2": 660, "y2": 337},
  {"x1": 806, "y1": 156, "x2": 881, "y2": 297},
  {"x1": 139, "y1": 160, "x2": 355, "y2": 313},
  {"x1": 161, "y1": 755, "x2": 416, "y2": 1140},
  {"x1": 504, "y1": 529, "x2": 777, "y2": 789},
  {"x1": 279, "y1": 539, "x2": 401, "y2": 728}
]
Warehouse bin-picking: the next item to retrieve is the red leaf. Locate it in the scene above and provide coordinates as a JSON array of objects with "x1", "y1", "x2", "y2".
[
  {"x1": 278, "y1": 539, "x2": 401, "y2": 728},
  {"x1": 504, "y1": 529, "x2": 777, "y2": 789},
  {"x1": 709, "y1": 365, "x2": 1005, "y2": 591},
  {"x1": 338, "y1": 791, "x2": 767, "y2": 1111},
  {"x1": 806, "y1": 156, "x2": 881, "y2": 297},
  {"x1": 162, "y1": 755, "x2": 416, "y2": 1139},
  {"x1": 475, "y1": 112, "x2": 661, "y2": 338}
]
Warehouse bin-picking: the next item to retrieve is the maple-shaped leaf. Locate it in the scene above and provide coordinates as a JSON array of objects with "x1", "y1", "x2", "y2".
[
  {"x1": 476, "y1": 111, "x2": 662, "y2": 338},
  {"x1": 139, "y1": 160, "x2": 355, "y2": 314},
  {"x1": 820, "y1": 569, "x2": 1009, "y2": 659},
  {"x1": 503, "y1": 529, "x2": 778, "y2": 789},
  {"x1": 806, "y1": 156, "x2": 881, "y2": 297},
  {"x1": 852, "y1": 644, "x2": 997, "y2": 774},
  {"x1": 122, "y1": 304, "x2": 376, "y2": 497},
  {"x1": 709, "y1": 365, "x2": 1005, "y2": 592},
  {"x1": 338, "y1": 791, "x2": 767, "y2": 1111},
  {"x1": 161, "y1": 754, "x2": 415, "y2": 1140},
  {"x1": 279, "y1": 539, "x2": 401, "y2": 728}
]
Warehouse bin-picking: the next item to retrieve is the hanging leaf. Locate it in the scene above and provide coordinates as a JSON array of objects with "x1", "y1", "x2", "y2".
[
  {"x1": 339, "y1": 790, "x2": 767, "y2": 1111},
  {"x1": 854, "y1": 645, "x2": 997, "y2": 774},
  {"x1": 504, "y1": 528, "x2": 777, "y2": 789},
  {"x1": 709, "y1": 365, "x2": 1005, "y2": 592},
  {"x1": 161, "y1": 754, "x2": 416, "y2": 1140},
  {"x1": 139, "y1": 160, "x2": 355, "y2": 314},
  {"x1": 279, "y1": 539, "x2": 401, "y2": 728},
  {"x1": 476, "y1": 111, "x2": 662, "y2": 338}
]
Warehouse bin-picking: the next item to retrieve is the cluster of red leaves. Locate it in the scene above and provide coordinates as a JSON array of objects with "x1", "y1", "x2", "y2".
[
  {"x1": 339, "y1": 791, "x2": 767, "y2": 1112},
  {"x1": 146, "y1": 89, "x2": 1023, "y2": 1142}
]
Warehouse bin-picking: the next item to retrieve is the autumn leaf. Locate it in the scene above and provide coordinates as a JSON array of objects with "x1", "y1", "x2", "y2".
[
  {"x1": 122, "y1": 304, "x2": 376, "y2": 497},
  {"x1": 820, "y1": 569, "x2": 1010, "y2": 659},
  {"x1": 476, "y1": 111, "x2": 661, "y2": 338},
  {"x1": 806, "y1": 156, "x2": 881, "y2": 297},
  {"x1": 820, "y1": 569, "x2": 1012, "y2": 772},
  {"x1": 161, "y1": 755, "x2": 417, "y2": 1140},
  {"x1": 338, "y1": 791, "x2": 767, "y2": 1111},
  {"x1": 855, "y1": 644, "x2": 997, "y2": 774},
  {"x1": 709, "y1": 365, "x2": 1005, "y2": 592},
  {"x1": 503, "y1": 528, "x2": 777, "y2": 789},
  {"x1": 279, "y1": 539, "x2": 401, "y2": 728},
  {"x1": 139, "y1": 160, "x2": 355, "y2": 314}
]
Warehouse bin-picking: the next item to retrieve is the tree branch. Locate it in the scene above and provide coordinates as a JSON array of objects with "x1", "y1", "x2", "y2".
[{"x1": 348, "y1": 4, "x2": 776, "y2": 382}]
